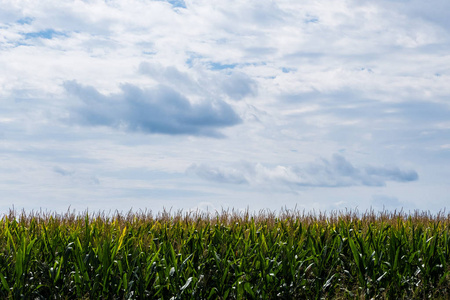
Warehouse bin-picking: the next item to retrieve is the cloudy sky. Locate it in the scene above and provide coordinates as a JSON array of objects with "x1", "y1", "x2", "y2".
[{"x1": 1, "y1": 0, "x2": 449, "y2": 214}]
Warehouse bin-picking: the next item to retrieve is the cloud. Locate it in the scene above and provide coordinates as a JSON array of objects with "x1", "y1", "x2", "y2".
[
  {"x1": 139, "y1": 62, "x2": 257, "y2": 101},
  {"x1": 371, "y1": 194, "x2": 406, "y2": 211},
  {"x1": 187, "y1": 164, "x2": 248, "y2": 184},
  {"x1": 378, "y1": 0, "x2": 450, "y2": 31},
  {"x1": 64, "y1": 81, "x2": 241, "y2": 137},
  {"x1": 188, "y1": 154, "x2": 418, "y2": 189},
  {"x1": 53, "y1": 166, "x2": 74, "y2": 176},
  {"x1": 364, "y1": 166, "x2": 418, "y2": 183},
  {"x1": 306, "y1": 154, "x2": 418, "y2": 187},
  {"x1": 220, "y1": 72, "x2": 257, "y2": 100},
  {"x1": 52, "y1": 166, "x2": 100, "y2": 185},
  {"x1": 1, "y1": 0, "x2": 449, "y2": 213},
  {"x1": 138, "y1": 62, "x2": 200, "y2": 94}
]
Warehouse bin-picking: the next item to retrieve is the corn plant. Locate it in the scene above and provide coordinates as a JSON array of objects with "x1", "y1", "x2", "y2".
[{"x1": 0, "y1": 208, "x2": 448, "y2": 299}]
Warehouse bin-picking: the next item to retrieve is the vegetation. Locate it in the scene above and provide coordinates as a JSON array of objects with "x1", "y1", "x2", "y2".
[{"x1": 0, "y1": 208, "x2": 448, "y2": 299}]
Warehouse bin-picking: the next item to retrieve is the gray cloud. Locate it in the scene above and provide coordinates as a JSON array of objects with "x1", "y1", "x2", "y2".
[
  {"x1": 371, "y1": 194, "x2": 410, "y2": 211},
  {"x1": 188, "y1": 154, "x2": 418, "y2": 189},
  {"x1": 53, "y1": 166, "x2": 74, "y2": 176},
  {"x1": 308, "y1": 154, "x2": 418, "y2": 187},
  {"x1": 139, "y1": 62, "x2": 257, "y2": 101},
  {"x1": 64, "y1": 81, "x2": 241, "y2": 137},
  {"x1": 365, "y1": 166, "x2": 418, "y2": 183},
  {"x1": 52, "y1": 166, "x2": 100, "y2": 185},
  {"x1": 220, "y1": 72, "x2": 257, "y2": 100},
  {"x1": 380, "y1": 0, "x2": 450, "y2": 31},
  {"x1": 187, "y1": 164, "x2": 248, "y2": 185},
  {"x1": 138, "y1": 62, "x2": 198, "y2": 93}
]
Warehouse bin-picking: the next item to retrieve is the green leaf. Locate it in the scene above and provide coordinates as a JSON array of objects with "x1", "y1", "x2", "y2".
[{"x1": 0, "y1": 272, "x2": 9, "y2": 291}]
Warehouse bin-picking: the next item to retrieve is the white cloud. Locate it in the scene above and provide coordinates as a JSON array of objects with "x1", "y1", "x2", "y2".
[{"x1": 0, "y1": 0, "x2": 449, "y2": 213}]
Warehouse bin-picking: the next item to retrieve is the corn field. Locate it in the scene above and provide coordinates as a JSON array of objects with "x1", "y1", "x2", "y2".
[{"x1": 0, "y1": 208, "x2": 448, "y2": 299}]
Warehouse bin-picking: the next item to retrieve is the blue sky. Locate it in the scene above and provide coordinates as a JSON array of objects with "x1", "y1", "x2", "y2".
[{"x1": 0, "y1": 0, "x2": 449, "y2": 214}]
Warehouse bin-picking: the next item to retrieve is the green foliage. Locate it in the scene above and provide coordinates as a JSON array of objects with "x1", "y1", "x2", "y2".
[{"x1": 0, "y1": 208, "x2": 448, "y2": 299}]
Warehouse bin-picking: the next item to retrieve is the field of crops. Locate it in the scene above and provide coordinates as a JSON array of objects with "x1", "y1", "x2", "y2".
[{"x1": 0, "y1": 208, "x2": 448, "y2": 299}]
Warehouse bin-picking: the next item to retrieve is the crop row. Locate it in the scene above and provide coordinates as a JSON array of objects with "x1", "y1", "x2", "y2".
[{"x1": 0, "y1": 209, "x2": 448, "y2": 299}]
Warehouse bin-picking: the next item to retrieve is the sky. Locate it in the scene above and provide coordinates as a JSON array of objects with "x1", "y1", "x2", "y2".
[{"x1": 1, "y1": 0, "x2": 449, "y2": 214}]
